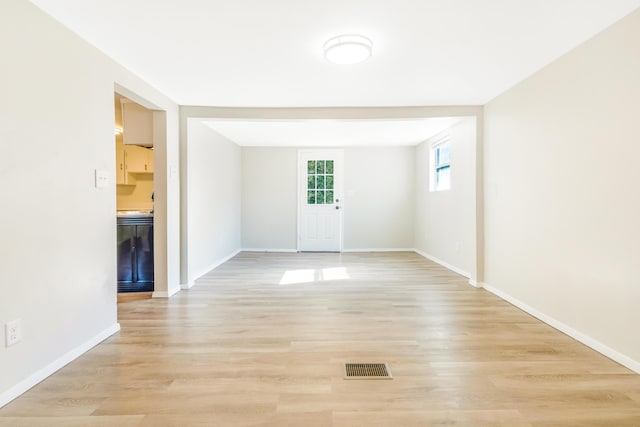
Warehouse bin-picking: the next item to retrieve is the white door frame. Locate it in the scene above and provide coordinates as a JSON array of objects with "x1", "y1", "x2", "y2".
[
  {"x1": 297, "y1": 149, "x2": 344, "y2": 252},
  {"x1": 114, "y1": 83, "x2": 176, "y2": 298}
]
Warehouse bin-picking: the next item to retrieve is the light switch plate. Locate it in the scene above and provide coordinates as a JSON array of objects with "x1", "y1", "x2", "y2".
[{"x1": 95, "y1": 169, "x2": 109, "y2": 189}]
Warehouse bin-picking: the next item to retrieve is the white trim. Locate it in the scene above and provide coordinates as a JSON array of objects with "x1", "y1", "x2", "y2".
[
  {"x1": 429, "y1": 132, "x2": 451, "y2": 148},
  {"x1": 468, "y1": 279, "x2": 482, "y2": 288},
  {"x1": 414, "y1": 249, "x2": 471, "y2": 279},
  {"x1": 152, "y1": 285, "x2": 180, "y2": 298},
  {"x1": 482, "y1": 282, "x2": 640, "y2": 375},
  {"x1": 0, "y1": 323, "x2": 120, "y2": 409},
  {"x1": 342, "y1": 248, "x2": 415, "y2": 253},
  {"x1": 242, "y1": 248, "x2": 298, "y2": 253},
  {"x1": 183, "y1": 249, "x2": 241, "y2": 288},
  {"x1": 180, "y1": 281, "x2": 195, "y2": 290},
  {"x1": 296, "y1": 150, "x2": 301, "y2": 252}
]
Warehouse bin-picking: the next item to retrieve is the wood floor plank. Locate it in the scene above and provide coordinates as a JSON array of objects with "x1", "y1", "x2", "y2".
[
  {"x1": 332, "y1": 409, "x2": 533, "y2": 427},
  {"x1": 0, "y1": 416, "x2": 144, "y2": 427},
  {"x1": 137, "y1": 411, "x2": 333, "y2": 427},
  {"x1": 1, "y1": 252, "x2": 639, "y2": 425}
]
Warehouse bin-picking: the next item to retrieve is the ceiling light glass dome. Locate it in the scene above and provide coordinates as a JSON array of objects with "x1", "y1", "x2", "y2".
[{"x1": 323, "y1": 34, "x2": 373, "y2": 65}]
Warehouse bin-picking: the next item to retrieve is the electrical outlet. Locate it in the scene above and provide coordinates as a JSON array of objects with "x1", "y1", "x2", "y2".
[{"x1": 5, "y1": 319, "x2": 22, "y2": 347}]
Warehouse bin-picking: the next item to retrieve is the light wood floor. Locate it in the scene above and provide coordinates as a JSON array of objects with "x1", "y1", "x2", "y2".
[{"x1": 1, "y1": 252, "x2": 639, "y2": 426}]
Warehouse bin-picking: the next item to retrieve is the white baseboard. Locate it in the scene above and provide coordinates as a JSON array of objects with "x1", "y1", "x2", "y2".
[
  {"x1": 414, "y1": 249, "x2": 471, "y2": 279},
  {"x1": 342, "y1": 248, "x2": 415, "y2": 253},
  {"x1": 482, "y1": 282, "x2": 640, "y2": 375},
  {"x1": 243, "y1": 248, "x2": 415, "y2": 254},
  {"x1": 152, "y1": 285, "x2": 181, "y2": 299},
  {"x1": 242, "y1": 248, "x2": 298, "y2": 253},
  {"x1": 180, "y1": 281, "x2": 195, "y2": 290},
  {"x1": 0, "y1": 323, "x2": 120, "y2": 409},
  {"x1": 468, "y1": 279, "x2": 482, "y2": 288},
  {"x1": 187, "y1": 249, "x2": 242, "y2": 285}
]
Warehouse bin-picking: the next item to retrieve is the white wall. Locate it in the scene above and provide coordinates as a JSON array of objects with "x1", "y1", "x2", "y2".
[
  {"x1": 484, "y1": 9, "x2": 640, "y2": 369},
  {"x1": 240, "y1": 146, "x2": 415, "y2": 251},
  {"x1": 0, "y1": 0, "x2": 180, "y2": 405},
  {"x1": 414, "y1": 118, "x2": 477, "y2": 278},
  {"x1": 241, "y1": 148, "x2": 298, "y2": 250},
  {"x1": 186, "y1": 121, "x2": 242, "y2": 283},
  {"x1": 343, "y1": 147, "x2": 415, "y2": 250}
]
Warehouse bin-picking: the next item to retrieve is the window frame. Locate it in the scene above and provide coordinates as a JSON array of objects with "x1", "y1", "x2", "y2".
[{"x1": 429, "y1": 135, "x2": 451, "y2": 192}]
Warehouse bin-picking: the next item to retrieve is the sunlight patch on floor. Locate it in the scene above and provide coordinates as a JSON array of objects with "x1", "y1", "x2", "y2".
[{"x1": 279, "y1": 267, "x2": 350, "y2": 285}]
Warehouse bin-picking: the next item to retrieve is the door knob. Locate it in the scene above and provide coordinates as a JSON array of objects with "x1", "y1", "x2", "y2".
[{"x1": 335, "y1": 206, "x2": 341, "y2": 210}]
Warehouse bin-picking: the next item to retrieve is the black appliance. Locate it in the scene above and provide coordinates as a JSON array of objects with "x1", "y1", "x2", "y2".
[{"x1": 117, "y1": 215, "x2": 154, "y2": 292}]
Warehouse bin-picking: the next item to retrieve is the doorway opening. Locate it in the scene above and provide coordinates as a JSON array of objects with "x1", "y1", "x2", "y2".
[{"x1": 114, "y1": 92, "x2": 155, "y2": 301}]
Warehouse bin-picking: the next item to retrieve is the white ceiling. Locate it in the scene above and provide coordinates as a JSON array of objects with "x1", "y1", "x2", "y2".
[
  {"x1": 203, "y1": 117, "x2": 463, "y2": 146},
  {"x1": 31, "y1": 0, "x2": 640, "y2": 107}
]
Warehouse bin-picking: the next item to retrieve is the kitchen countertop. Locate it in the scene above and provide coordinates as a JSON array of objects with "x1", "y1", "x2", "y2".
[{"x1": 117, "y1": 210, "x2": 153, "y2": 217}]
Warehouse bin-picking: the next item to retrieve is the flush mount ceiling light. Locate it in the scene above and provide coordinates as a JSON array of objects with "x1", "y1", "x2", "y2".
[{"x1": 323, "y1": 34, "x2": 373, "y2": 65}]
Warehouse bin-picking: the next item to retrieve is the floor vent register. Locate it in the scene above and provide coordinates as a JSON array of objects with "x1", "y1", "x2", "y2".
[{"x1": 343, "y1": 362, "x2": 393, "y2": 380}]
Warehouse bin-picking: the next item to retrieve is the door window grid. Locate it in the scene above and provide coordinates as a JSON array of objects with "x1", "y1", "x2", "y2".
[{"x1": 307, "y1": 160, "x2": 334, "y2": 204}]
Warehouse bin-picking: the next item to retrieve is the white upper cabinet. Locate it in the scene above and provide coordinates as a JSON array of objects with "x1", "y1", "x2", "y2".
[{"x1": 121, "y1": 99, "x2": 153, "y2": 146}]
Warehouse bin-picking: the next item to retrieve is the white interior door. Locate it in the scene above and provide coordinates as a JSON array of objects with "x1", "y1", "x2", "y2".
[{"x1": 298, "y1": 149, "x2": 343, "y2": 252}]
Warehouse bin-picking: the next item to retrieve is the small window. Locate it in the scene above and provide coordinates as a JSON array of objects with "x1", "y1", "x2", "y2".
[{"x1": 430, "y1": 138, "x2": 451, "y2": 192}]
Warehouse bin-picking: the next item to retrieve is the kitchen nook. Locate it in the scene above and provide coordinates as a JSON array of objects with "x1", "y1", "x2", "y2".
[{"x1": 115, "y1": 93, "x2": 155, "y2": 293}]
